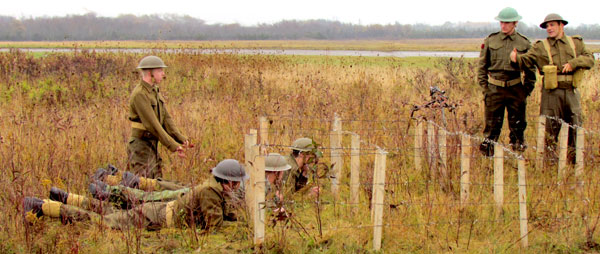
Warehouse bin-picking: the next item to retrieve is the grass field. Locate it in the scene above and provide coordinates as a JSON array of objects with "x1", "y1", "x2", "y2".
[
  {"x1": 1, "y1": 49, "x2": 600, "y2": 253},
  {"x1": 1, "y1": 39, "x2": 599, "y2": 53}
]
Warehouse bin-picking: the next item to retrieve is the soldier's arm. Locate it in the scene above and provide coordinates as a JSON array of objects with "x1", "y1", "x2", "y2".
[
  {"x1": 131, "y1": 94, "x2": 181, "y2": 152},
  {"x1": 161, "y1": 99, "x2": 188, "y2": 144},
  {"x1": 522, "y1": 42, "x2": 538, "y2": 88},
  {"x1": 515, "y1": 41, "x2": 543, "y2": 70},
  {"x1": 477, "y1": 38, "x2": 490, "y2": 87},
  {"x1": 199, "y1": 191, "x2": 224, "y2": 231},
  {"x1": 569, "y1": 37, "x2": 595, "y2": 69}
]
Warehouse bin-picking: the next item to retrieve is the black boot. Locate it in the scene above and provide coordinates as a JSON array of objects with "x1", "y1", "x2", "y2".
[
  {"x1": 89, "y1": 181, "x2": 110, "y2": 200},
  {"x1": 91, "y1": 168, "x2": 110, "y2": 182},
  {"x1": 121, "y1": 172, "x2": 140, "y2": 188},
  {"x1": 49, "y1": 187, "x2": 69, "y2": 204},
  {"x1": 23, "y1": 197, "x2": 44, "y2": 218}
]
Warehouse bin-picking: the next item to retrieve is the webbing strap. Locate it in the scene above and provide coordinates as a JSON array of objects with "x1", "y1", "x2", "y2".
[
  {"x1": 565, "y1": 36, "x2": 577, "y2": 57},
  {"x1": 542, "y1": 39, "x2": 553, "y2": 65}
]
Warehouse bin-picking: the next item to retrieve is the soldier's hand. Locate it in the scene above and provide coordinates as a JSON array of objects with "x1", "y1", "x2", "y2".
[
  {"x1": 562, "y1": 63, "x2": 573, "y2": 73},
  {"x1": 183, "y1": 140, "x2": 194, "y2": 149},
  {"x1": 510, "y1": 48, "x2": 517, "y2": 62},
  {"x1": 176, "y1": 146, "x2": 186, "y2": 158}
]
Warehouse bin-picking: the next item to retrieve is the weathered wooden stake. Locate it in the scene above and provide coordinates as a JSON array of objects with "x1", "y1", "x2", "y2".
[
  {"x1": 372, "y1": 149, "x2": 387, "y2": 251},
  {"x1": 536, "y1": 115, "x2": 546, "y2": 170},
  {"x1": 460, "y1": 135, "x2": 471, "y2": 206},
  {"x1": 414, "y1": 121, "x2": 423, "y2": 171},
  {"x1": 427, "y1": 122, "x2": 435, "y2": 167},
  {"x1": 575, "y1": 127, "x2": 584, "y2": 188},
  {"x1": 253, "y1": 147, "x2": 266, "y2": 245},
  {"x1": 558, "y1": 122, "x2": 568, "y2": 179},
  {"x1": 244, "y1": 130, "x2": 258, "y2": 218},
  {"x1": 330, "y1": 114, "x2": 343, "y2": 196},
  {"x1": 351, "y1": 134, "x2": 360, "y2": 215},
  {"x1": 494, "y1": 143, "x2": 504, "y2": 210},
  {"x1": 517, "y1": 158, "x2": 529, "y2": 248},
  {"x1": 438, "y1": 128, "x2": 447, "y2": 168}
]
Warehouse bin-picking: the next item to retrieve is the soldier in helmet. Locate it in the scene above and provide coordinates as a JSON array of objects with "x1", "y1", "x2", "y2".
[
  {"x1": 265, "y1": 153, "x2": 292, "y2": 203},
  {"x1": 477, "y1": 7, "x2": 537, "y2": 156},
  {"x1": 128, "y1": 56, "x2": 191, "y2": 178},
  {"x1": 510, "y1": 14, "x2": 595, "y2": 161},
  {"x1": 24, "y1": 159, "x2": 247, "y2": 231},
  {"x1": 285, "y1": 138, "x2": 321, "y2": 194}
]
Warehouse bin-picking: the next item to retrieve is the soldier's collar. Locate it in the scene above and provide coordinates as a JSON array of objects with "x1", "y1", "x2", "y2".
[
  {"x1": 140, "y1": 80, "x2": 159, "y2": 92},
  {"x1": 501, "y1": 32, "x2": 516, "y2": 40}
]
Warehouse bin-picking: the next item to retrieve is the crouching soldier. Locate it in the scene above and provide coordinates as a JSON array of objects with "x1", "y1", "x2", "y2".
[
  {"x1": 23, "y1": 159, "x2": 248, "y2": 232},
  {"x1": 285, "y1": 138, "x2": 321, "y2": 195}
]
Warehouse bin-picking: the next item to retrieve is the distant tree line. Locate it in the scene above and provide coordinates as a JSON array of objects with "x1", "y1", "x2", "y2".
[{"x1": 1, "y1": 13, "x2": 599, "y2": 41}]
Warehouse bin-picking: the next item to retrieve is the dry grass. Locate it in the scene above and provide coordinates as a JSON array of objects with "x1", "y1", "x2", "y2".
[{"x1": 1, "y1": 50, "x2": 600, "y2": 253}]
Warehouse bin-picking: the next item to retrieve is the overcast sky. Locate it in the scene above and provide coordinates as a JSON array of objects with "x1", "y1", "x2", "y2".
[{"x1": 2, "y1": 0, "x2": 597, "y2": 27}]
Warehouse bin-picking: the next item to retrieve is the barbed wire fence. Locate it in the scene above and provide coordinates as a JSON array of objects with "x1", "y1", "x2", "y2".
[{"x1": 242, "y1": 113, "x2": 600, "y2": 251}]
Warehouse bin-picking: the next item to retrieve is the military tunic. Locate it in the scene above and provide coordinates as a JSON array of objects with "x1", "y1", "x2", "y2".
[
  {"x1": 477, "y1": 31, "x2": 537, "y2": 154},
  {"x1": 127, "y1": 80, "x2": 187, "y2": 178},
  {"x1": 53, "y1": 178, "x2": 233, "y2": 231},
  {"x1": 515, "y1": 35, "x2": 595, "y2": 153},
  {"x1": 284, "y1": 154, "x2": 309, "y2": 193}
]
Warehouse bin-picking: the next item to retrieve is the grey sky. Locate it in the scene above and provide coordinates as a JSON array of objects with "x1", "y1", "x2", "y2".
[{"x1": 2, "y1": 0, "x2": 597, "y2": 27}]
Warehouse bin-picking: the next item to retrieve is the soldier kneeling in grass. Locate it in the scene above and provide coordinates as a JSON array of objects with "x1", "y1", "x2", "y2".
[{"x1": 23, "y1": 159, "x2": 247, "y2": 232}]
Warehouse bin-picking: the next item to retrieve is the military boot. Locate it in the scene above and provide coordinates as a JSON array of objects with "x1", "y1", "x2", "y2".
[
  {"x1": 89, "y1": 181, "x2": 110, "y2": 200},
  {"x1": 23, "y1": 197, "x2": 44, "y2": 218},
  {"x1": 121, "y1": 172, "x2": 140, "y2": 188},
  {"x1": 49, "y1": 187, "x2": 69, "y2": 204}
]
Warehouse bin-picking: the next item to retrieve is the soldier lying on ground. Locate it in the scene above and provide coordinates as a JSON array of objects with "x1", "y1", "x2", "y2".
[{"x1": 23, "y1": 159, "x2": 248, "y2": 232}]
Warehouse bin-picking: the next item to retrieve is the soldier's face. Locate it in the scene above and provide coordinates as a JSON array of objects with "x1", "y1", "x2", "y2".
[
  {"x1": 546, "y1": 21, "x2": 564, "y2": 38},
  {"x1": 500, "y1": 22, "x2": 517, "y2": 35},
  {"x1": 223, "y1": 181, "x2": 241, "y2": 192},
  {"x1": 151, "y1": 68, "x2": 165, "y2": 84}
]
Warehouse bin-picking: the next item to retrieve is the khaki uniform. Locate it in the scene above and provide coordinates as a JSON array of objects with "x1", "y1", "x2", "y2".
[
  {"x1": 478, "y1": 31, "x2": 537, "y2": 154},
  {"x1": 516, "y1": 35, "x2": 595, "y2": 155},
  {"x1": 50, "y1": 178, "x2": 233, "y2": 231},
  {"x1": 283, "y1": 155, "x2": 309, "y2": 193},
  {"x1": 128, "y1": 80, "x2": 187, "y2": 178}
]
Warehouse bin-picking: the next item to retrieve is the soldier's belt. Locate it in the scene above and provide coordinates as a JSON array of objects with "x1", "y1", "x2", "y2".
[
  {"x1": 557, "y1": 75, "x2": 573, "y2": 82},
  {"x1": 488, "y1": 77, "x2": 521, "y2": 87},
  {"x1": 131, "y1": 128, "x2": 158, "y2": 140}
]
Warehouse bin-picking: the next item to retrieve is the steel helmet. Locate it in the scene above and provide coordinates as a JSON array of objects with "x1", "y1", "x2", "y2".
[
  {"x1": 136, "y1": 56, "x2": 167, "y2": 69},
  {"x1": 291, "y1": 138, "x2": 315, "y2": 152},
  {"x1": 211, "y1": 159, "x2": 249, "y2": 182},
  {"x1": 540, "y1": 13, "x2": 568, "y2": 28},
  {"x1": 495, "y1": 7, "x2": 522, "y2": 22},
  {"x1": 265, "y1": 153, "x2": 291, "y2": 172}
]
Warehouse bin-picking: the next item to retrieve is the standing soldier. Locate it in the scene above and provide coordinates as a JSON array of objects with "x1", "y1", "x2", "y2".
[
  {"x1": 510, "y1": 14, "x2": 595, "y2": 161},
  {"x1": 128, "y1": 56, "x2": 190, "y2": 178},
  {"x1": 478, "y1": 7, "x2": 537, "y2": 156}
]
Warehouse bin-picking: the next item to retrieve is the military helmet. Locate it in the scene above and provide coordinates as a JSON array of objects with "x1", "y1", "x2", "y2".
[
  {"x1": 211, "y1": 159, "x2": 249, "y2": 182},
  {"x1": 136, "y1": 55, "x2": 167, "y2": 69},
  {"x1": 265, "y1": 153, "x2": 291, "y2": 172},
  {"x1": 540, "y1": 13, "x2": 568, "y2": 29},
  {"x1": 291, "y1": 138, "x2": 315, "y2": 152},
  {"x1": 495, "y1": 7, "x2": 522, "y2": 22}
]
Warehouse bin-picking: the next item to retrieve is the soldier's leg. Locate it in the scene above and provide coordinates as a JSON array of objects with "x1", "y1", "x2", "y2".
[
  {"x1": 540, "y1": 89, "x2": 565, "y2": 156},
  {"x1": 120, "y1": 171, "x2": 186, "y2": 191},
  {"x1": 481, "y1": 86, "x2": 506, "y2": 156},
  {"x1": 565, "y1": 89, "x2": 583, "y2": 163},
  {"x1": 506, "y1": 85, "x2": 528, "y2": 152},
  {"x1": 49, "y1": 187, "x2": 118, "y2": 214},
  {"x1": 127, "y1": 137, "x2": 160, "y2": 178},
  {"x1": 108, "y1": 184, "x2": 191, "y2": 203}
]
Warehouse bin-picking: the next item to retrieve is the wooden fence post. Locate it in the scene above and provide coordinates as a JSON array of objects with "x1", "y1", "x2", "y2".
[
  {"x1": 517, "y1": 158, "x2": 529, "y2": 248},
  {"x1": 351, "y1": 133, "x2": 360, "y2": 214},
  {"x1": 253, "y1": 147, "x2": 266, "y2": 245},
  {"x1": 414, "y1": 121, "x2": 423, "y2": 171},
  {"x1": 460, "y1": 134, "x2": 471, "y2": 206},
  {"x1": 372, "y1": 149, "x2": 387, "y2": 251},
  {"x1": 330, "y1": 114, "x2": 343, "y2": 196},
  {"x1": 245, "y1": 129, "x2": 258, "y2": 218},
  {"x1": 494, "y1": 143, "x2": 504, "y2": 210},
  {"x1": 575, "y1": 127, "x2": 585, "y2": 189},
  {"x1": 438, "y1": 128, "x2": 447, "y2": 168},
  {"x1": 536, "y1": 115, "x2": 546, "y2": 170},
  {"x1": 427, "y1": 122, "x2": 435, "y2": 167},
  {"x1": 558, "y1": 122, "x2": 568, "y2": 179}
]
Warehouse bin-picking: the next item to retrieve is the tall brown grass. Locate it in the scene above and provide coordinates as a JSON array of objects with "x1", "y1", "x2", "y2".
[{"x1": 1, "y1": 49, "x2": 600, "y2": 253}]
